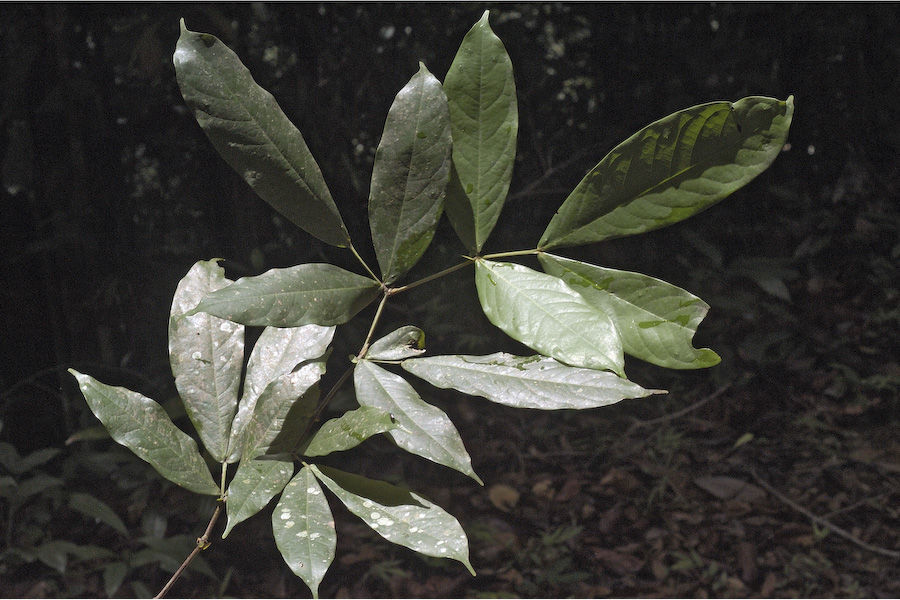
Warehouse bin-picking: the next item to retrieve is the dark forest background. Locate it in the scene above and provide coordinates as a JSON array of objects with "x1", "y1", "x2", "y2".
[{"x1": 1, "y1": 3, "x2": 897, "y2": 598}]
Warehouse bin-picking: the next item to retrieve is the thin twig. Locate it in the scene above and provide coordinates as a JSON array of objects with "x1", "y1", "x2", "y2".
[
  {"x1": 749, "y1": 470, "x2": 900, "y2": 560},
  {"x1": 155, "y1": 502, "x2": 224, "y2": 599},
  {"x1": 626, "y1": 382, "x2": 733, "y2": 434}
]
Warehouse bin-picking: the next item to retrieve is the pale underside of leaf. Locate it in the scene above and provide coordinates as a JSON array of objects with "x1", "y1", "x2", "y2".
[
  {"x1": 403, "y1": 353, "x2": 661, "y2": 410},
  {"x1": 273, "y1": 466, "x2": 335, "y2": 599},
  {"x1": 475, "y1": 259, "x2": 624, "y2": 376},
  {"x1": 311, "y1": 464, "x2": 474, "y2": 575},
  {"x1": 223, "y1": 458, "x2": 294, "y2": 538},
  {"x1": 354, "y1": 361, "x2": 481, "y2": 484},
  {"x1": 69, "y1": 370, "x2": 219, "y2": 496},
  {"x1": 174, "y1": 21, "x2": 349, "y2": 247},
  {"x1": 539, "y1": 253, "x2": 720, "y2": 369},
  {"x1": 540, "y1": 96, "x2": 794, "y2": 249},
  {"x1": 168, "y1": 259, "x2": 244, "y2": 462}
]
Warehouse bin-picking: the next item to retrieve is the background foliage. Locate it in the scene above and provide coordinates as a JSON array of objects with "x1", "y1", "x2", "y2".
[{"x1": 1, "y1": 3, "x2": 897, "y2": 598}]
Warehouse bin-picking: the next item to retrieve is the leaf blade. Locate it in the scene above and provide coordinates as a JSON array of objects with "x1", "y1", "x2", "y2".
[
  {"x1": 273, "y1": 466, "x2": 336, "y2": 599},
  {"x1": 540, "y1": 96, "x2": 794, "y2": 249},
  {"x1": 69, "y1": 370, "x2": 219, "y2": 496},
  {"x1": 190, "y1": 263, "x2": 380, "y2": 328},
  {"x1": 354, "y1": 361, "x2": 481, "y2": 484},
  {"x1": 366, "y1": 326, "x2": 426, "y2": 361},
  {"x1": 539, "y1": 253, "x2": 720, "y2": 369},
  {"x1": 369, "y1": 63, "x2": 452, "y2": 284},
  {"x1": 403, "y1": 353, "x2": 660, "y2": 409},
  {"x1": 475, "y1": 259, "x2": 624, "y2": 375},
  {"x1": 301, "y1": 407, "x2": 396, "y2": 457},
  {"x1": 444, "y1": 11, "x2": 518, "y2": 251},
  {"x1": 223, "y1": 458, "x2": 293, "y2": 538},
  {"x1": 174, "y1": 21, "x2": 350, "y2": 247},
  {"x1": 168, "y1": 259, "x2": 244, "y2": 462}
]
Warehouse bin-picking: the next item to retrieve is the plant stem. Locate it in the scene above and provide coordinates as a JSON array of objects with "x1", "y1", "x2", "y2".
[
  {"x1": 357, "y1": 292, "x2": 389, "y2": 359},
  {"x1": 154, "y1": 501, "x2": 224, "y2": 599},
  {"x1": 387, "y1": 258, "x2": 474, "y2": 295},
  {"x1": 349, "y1": 242, "x2": 381, "y2": 283},
  {"x1": 481, "y1": 248, "x2": 539, "y2": 260}
]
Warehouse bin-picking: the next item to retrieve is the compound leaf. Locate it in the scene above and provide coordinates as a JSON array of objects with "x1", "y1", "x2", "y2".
[
  {"x1": 169, "y1": 259, "x2": 244, "y2": 462},
  {"x1": 189, "y1": 263, "x2": 380, "y2": 328},
  {"x1": 475, "y1": 259, "x2": 624, "y2": 376},
  {"x1": 227, "y1": 325, "x2": 334, "y2": 462},
  {"x1": 369, "y1": 63, "x2": 451, "y2": 284},
  {"x1": 311, "y1": 465, "x2": 474, "y2": 575},
  {"x1": 366, "y1": 326, "x2": 426, "y2": 361},
  {"x1": 174, "y1": 21, "x2": 350, "y2": 247},
  {"x1": 444, "y1": 11, "x2": 518, "y2": 251},
  {"x1": 540, "y1": 96, "x2": 794, "y2": 249},
  {"x1": 403, "y1": 353, "x2": 661, "y2": 410},
  {"x1": 301, "y1": 407, "x2": 396, "y2": 457},
  {"x1": 354, "y1": 361, "x2": 481, "y2": 484},
  {"x1": 223, "y1": 458, "x2": 293, "y2": 538},
  {"x1": 273, "y1": 466, "x2": 335, "y2": 600},
  {"x1": 69, "y1": 370, "x2": 219, "y2": 496},
  {"x1": 539, "y1": 253, "x2": 720, "y2": 369}
]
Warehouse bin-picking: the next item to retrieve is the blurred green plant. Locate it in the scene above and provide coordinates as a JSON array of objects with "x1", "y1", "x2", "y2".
[{"x1": 70, "y1": 10, "x2": 793, "y2": 597}]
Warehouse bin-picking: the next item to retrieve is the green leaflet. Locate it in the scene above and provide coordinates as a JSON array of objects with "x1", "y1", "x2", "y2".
[
  {"x1": 223, "y1": 458, "x2": 294, "y2": 538},
  {"x1": 444, "y1": 10, "x2": 518, "y2": 252},
  {"x1": 301, "y1": 407, "x2": 396, "y2": 457},
  {"x1": 475, "y1": 259, "x2": 625, "y2": 376},
  {"x1": 540, "y1": 96, "x2": 794, "y2": 249},
  {"x1": 366, "y1": 326, "x2": 426, "y2": 361},
  {"x1": 68, "y1": 370, "x2": 219, "y2": 496},
  {"x1": 174, "y1": 21, "x2": 350, "y2": 247},
  {"x1": 189, "y1": 263, "x2": 380, "y2": 328},
  {"x1": 68, "y1": 493, "x2": 128, "y2": 536},
  {"x1": 311, "y1": 465, "x2": 475, "y2": 575},
  {"x1": 539, "y1": 253, "x2": 721, "y2": 369},
  {"x1": 168, "y1": 260, "x2": 244, "y2": 462},
  {"x1": 354, "y1": 361, "x2": 481, "y2": 484},
  {"x1": 403, "y1": 353, "x2": 661, "y2": 410},
  {"x1": 273, "y1": 467, "x2": 336, "y2": 599},
  {"x1": 369, "y1": 63, "x2": 451, "y2": 284},
  {"x1": 227, "y1": 325, "x2": 334, "y2": 462}
]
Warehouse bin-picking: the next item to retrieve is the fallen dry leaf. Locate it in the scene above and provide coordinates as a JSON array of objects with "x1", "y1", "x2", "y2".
[
  {"x1": 489, "y1": 483, "x2": 520, "y2": 512},
  {"x1": 694, "y1": 475, "x2": 766, "y2": 503}
]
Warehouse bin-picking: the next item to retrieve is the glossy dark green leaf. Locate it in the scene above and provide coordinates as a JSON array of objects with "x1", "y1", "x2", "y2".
[
  {"x1": 68, "y1": 492, "x2": 128, "y2": 536},
  {"x1": 241, "y1": 362, "x2": 324, "y2": 461},
  {"x1": 403, "y1": 353, "x2": 661, "y2": 409},
  {"x1": 222, "y1": 458, "x2": 293, "y2": 538},
  {"x1": 444, "y1": 11, "x2": 518, "y2": 251},
  {"x1": 366, "y1": 326, "x2": 426, "y2": 361},
  {"x1": 169, "y1": 259, "x2": 244, "y2": 462},
  {"x1": 475, "y1": 260, "x2": 624, "y2": 375},
  {"x1": 540, "y1": 96, "x2": 794, "y2": 249},
  {"x1": 301, "y1": 407, "x2": 396, "y2": 457},
  {"x1": 539, "y1": 253, "x2": 720, "y2": 369},
  {"x1": 354, "y1": 361, "x2": 481, "y2": 484},
  {"x1": 273, "y1": 466, "x2": 336, "y2": 599},
  {"x1": 69, "y1": 370, "x2": 219, "y2": 496},
  {"x1": 311, "y1": 465, "x2": 474, "y2": 575},
  {"x1": 189, "y1": 263, "x2": 380, "y2": 327},
  {"x1": 174, "y1": 21, "x2": 350, "y2": 247},
  {"x1": 227, "y1": 324, "x2": 334, "y2": 462},
  {"x1": 369, "y1": 63, "x2": 451, "y2": 284}
]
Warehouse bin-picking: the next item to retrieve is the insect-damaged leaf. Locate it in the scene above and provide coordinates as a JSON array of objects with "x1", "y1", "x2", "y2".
[
  {"x1": 189, "y1": 263, "x2": 380, "y2": 328},
  {"x1": 366, "y1": 326, "x2": 426, "y2": 361},
  {"x1": 169, "y1": 259, "x2": 244, "y2": 462},
  {"x1": 403, "y1": 353, "x2": 661, "y2": 410},
  {"x1": 174, "y1": 21, "x2": 350, "y2": 247},
  {"x1": 273, "y1": 466, "x2": 335, "y2": 599},
  {"x1": 354, "y1": 361, "x2": 481, "y2": 484},
  {"x1": 540, "y1": 96, "x2": 794, "y2": 249},
  {"x1": 475, "y1": 259, "x2": 624, "y2": 376},
  {"x1": 311, "y1": 464, "x2": 475, "y2": 575},
  {"x1": 443, "y1": 11, "x2": 518, "y2": 252},
  {"x1": 539, "y1": 253, "x2": 721, "y2": 369},
  {"x1": 369, "y1": 63, "x2": 451, "y2": 284},
  {"x1": 68, "y1": 370, "x2": 219, "y2": 496}
]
